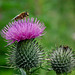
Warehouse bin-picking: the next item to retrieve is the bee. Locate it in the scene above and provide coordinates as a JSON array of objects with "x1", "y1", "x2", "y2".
[
  {"x1": 63, "y1": 46, "x2": 69, "y2": 50},
  {"x1": 11, "y1": 12, "x2": 29, "y2": 21},
  {"x1": 60, "y1": 45, "x2": 69, "y2": 51}
]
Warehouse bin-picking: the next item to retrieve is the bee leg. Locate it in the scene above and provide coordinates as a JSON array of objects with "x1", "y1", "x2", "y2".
[{"x1": 24, "y1": 17, "x2": 26, "y2": 20}]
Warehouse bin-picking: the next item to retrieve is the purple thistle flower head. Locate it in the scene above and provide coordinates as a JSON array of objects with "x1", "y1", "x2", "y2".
[{"x1": 1, "y1": 18, "x2": 45, "y2": 45}]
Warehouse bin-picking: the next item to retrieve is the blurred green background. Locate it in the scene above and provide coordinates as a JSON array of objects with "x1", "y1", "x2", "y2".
[{"x1": 0, "y1": 0, "x2": 75, "y2": 75}]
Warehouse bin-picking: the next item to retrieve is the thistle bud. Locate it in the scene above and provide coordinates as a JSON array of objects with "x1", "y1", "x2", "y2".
[
  {"x1": 48, "y1": 45, "x2": 75, "y2": 74},
  {"x1": 7, "y1": 39, "x2": 44, "y2": 72}
]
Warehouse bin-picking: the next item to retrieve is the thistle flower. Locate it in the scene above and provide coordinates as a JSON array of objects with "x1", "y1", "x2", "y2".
[
  {"x1": 1, "y1": 18, "x2": 45, "y2": 45},
  {"x1": 1, "y1": 18, "x2": 45, "y2": 75},
  {"x1": 48, "y1": 45, "x2": 75, "y2": 74}
]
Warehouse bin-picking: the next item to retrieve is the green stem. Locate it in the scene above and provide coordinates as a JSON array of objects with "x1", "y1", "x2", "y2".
[
  {"x1": 26, "y1": 70, "x2": 31, "y2": 75},
  {"x1": 57, "y1": 74, "x2": 63, "y2": 75},
  {"x1": 56, "y1": 73, "x2": 67, "y2": 75}
]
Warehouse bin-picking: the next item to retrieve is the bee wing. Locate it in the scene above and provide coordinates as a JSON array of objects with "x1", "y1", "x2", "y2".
[{"x1": 11, "y1": 15, "x2": 19, "y2": 21}]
